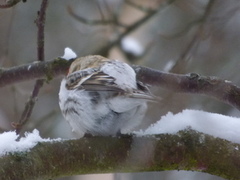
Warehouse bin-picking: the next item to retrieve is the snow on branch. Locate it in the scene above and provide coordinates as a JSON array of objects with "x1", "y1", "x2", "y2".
[{"x1": 0, "y1": 129, "x2": 239, "y2": 179}]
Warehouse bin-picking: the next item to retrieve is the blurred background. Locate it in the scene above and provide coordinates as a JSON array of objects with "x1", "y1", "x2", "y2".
[{"x1": 0, "y1": 0, "x2": 239, "y2": 179}]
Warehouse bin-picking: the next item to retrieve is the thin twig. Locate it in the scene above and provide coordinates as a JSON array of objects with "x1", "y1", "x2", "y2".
[
  {"x1": 67, "y1": 5, "x2": 126, "y2": 28},
  {"x1": 13, "y1": 0, "x2": 48, "y2": 135},
  {"x1": 125, "y1": 0, "x2": 155, "y2": 13},
  {"x1": 170, "y1": 0, "x2": 216, "y2": 73},
  {"x1": 96, "y1": 0, "x2": 177, "y2": 56},
  {"x1": 96, "y1": 0, "x2": 105, "y2": 21},
  {"x1": 67, "y1": 0, "x2": 177, "y2": 56}
]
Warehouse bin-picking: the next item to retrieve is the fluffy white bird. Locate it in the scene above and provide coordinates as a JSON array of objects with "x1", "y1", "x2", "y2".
[{"x1": 59, "y1": 55, "x2": 154, "y2": 137}]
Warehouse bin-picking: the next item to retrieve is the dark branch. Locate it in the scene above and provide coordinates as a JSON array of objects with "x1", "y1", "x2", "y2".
[
  {"x1": 36, "y1": 0, "x2": 48, "y2": 62},
  {"x1": 133, "y1": 65, "x2": 240, "y2": 110},
  {"x1": 1, "y1": 58, "x2": 240, "y2": 111},
  {"x1": 0, "y1": 58, "x2": 72, "y2": 87}
]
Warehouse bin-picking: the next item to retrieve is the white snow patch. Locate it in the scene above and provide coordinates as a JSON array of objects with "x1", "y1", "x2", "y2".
[
  {"x1": 61, "y1": 47, "x2": 77, "y2": 60},
  {"x1": 0, "y1": 129, "x2": 60, "y2": 156},
  {"x1": 121, "y1": 37, "x2": 144, "y2": 56},
  {"x1": 136, "y1": 109, "x2": 240, "y2": 144}
]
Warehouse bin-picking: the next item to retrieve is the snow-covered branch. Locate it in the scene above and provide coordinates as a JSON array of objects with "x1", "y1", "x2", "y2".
[{"x1": 0, "y1": 129, "x2": 239, "y2": 180}]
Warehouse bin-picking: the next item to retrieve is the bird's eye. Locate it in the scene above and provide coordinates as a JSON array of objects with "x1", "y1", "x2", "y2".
[
  {"x1": 70, "y1": 78, "x2": 75, "y2": 84},
  {"x1": 65, "y1": 77, "x2": 77, "y2": 89}
]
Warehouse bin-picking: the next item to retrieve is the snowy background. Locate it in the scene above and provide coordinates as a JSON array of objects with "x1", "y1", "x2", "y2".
[{"x1": 1, "y1": 0, "x2": 240, "y2": 179}]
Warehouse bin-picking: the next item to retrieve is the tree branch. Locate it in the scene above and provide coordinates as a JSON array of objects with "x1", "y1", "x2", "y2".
[
  {"x1": 0, "y1": 58, "x2": 72, "y2": 88},
  {"x1": 133, "y1": 65, "x2": 240, "y2": 111},
  {"x1": 1, "y1": 59, "x2": 240, "y2": 111},
  {"x1": 36, "y1": 0, "x2": 48, "y2": 62},
  {"x1": 0, "y1": 129, "x2": 239, "y2": 179}
]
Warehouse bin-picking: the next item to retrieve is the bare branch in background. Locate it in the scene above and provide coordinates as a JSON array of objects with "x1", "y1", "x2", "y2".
[
  {"x1": 169, "y1": 0, "x2": 216, "y2": 73},
  {"x1": 0, "y1": 0, "x2": 21, "y2": 8},
  {"x1": 95, "y1": 6, "x2": 154, "y2": 56},
  {"x1": 125, "y1": 0, "x2": 155, "y2": 13},
  {"x1": 96, "y1": 0, "x2": 106, "y2": 21},
  {"x1": 67, "y1": 5, "x2": 126, "y2": 27},
  {"x1": 12, "y1": 0, "x2": 49, "y2": 135},
  {"x1": 68, "y1": 0, "x2": 176, "y2": 56}
]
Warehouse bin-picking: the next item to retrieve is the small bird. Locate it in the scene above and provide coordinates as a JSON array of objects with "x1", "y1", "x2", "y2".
[{"x1": 59, "y1": 55, "x2": 154, "y2": 137}]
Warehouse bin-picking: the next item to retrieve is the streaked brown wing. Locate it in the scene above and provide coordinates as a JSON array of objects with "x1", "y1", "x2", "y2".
[
  {"x1": 82, "y1": 72, "x2": 158, "y2": 101},
  {"x1": 67, "y1": 70, "x2": 158, "y2": 101},
  {"x1": 80, "y1": 84, "x2": 125, "y2": 92},
  {"x1": 65, "y1": 68, "x2": 97, "y2": 90},
  {"x1": 83, "y1": 72, "x2": 115, "y2": 86},
  {"x1": 81, "y1": 71, "x2": 125, "y2": 92},
  {"x1": 131, "y1": 81, "x2": 159, "y2": 101},
  {"x1": 127, "y1": 91, "x2": 159, "y2": 102}
]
